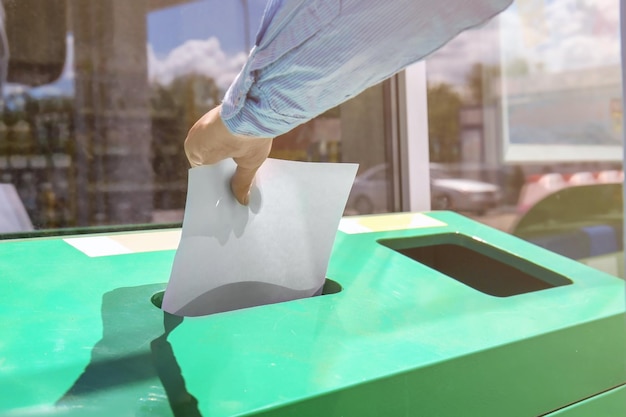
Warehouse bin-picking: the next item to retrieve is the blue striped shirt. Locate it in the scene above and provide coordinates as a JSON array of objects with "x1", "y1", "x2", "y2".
[{"x1": 222, "y1": 0, "x2": 513, "y2": 137}]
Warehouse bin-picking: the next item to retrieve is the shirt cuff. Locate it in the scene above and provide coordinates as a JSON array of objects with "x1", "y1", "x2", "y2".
[{"x1": 221, "y1": 65, "x2": 303, "y2": 138}]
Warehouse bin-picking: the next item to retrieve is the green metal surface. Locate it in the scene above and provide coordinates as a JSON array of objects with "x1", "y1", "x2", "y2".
[
  {"x1": 544, "y1": 385, "x2": 626, "y2": 416},
  {"x1": 1, "y1": 211, "x2": 625, "y2": 416}
]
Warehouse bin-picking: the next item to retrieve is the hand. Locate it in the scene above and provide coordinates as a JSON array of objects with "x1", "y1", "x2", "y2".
[{"x1": 184, "y1": 105, "x2": 273, "y2": 205}]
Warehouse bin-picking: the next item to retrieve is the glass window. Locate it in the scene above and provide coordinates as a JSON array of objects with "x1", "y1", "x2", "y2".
[
  {"x1": 0, "y1": 0, "x2": 398, "y2": 238},
  {"x1": 424, "y1": 0, "x2": 624, "y2": 277}
]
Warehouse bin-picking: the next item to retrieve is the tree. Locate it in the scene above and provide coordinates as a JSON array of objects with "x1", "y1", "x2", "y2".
[
  {"x1": 427, "y1": 82, "x2": 462, "y2": 162},
  {"x1": 466, "y1": 62, "x2": 501, "y2": 106},
  {"x1": 166, "y1": 74, "x2": 220, "y2": 129}
]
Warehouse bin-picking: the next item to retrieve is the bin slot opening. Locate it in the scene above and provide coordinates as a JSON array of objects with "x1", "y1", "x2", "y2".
[
  {"x1": 379, "y1": 233, "x2": 572, "y2": 297},
  {"x1": 150, "y1": 278, "x2": 343, "y2": 310}
]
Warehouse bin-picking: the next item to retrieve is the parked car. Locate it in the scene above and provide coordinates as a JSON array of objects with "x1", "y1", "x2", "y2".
[
  {"x1": 347, "y1": 164, "x2": 390, "y2": 215},
  {"x1": 430, "y1": 165, "x2": 501, "y2": 215},
  {"x1": 347, "y1": 164, "x2": 501, "y2": 215}
]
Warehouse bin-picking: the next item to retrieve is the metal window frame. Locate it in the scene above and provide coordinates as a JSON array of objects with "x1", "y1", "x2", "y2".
[
  {"x1": 389, "y1": 62, "x2": 431, "y2": 213},
  {"x1": 620, "y1": 0, "x2": 626, "y2": 268}
]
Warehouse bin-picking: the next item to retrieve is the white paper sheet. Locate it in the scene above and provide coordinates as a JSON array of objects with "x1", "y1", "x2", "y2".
[
  {"x1": 0, "y1": 183, "x2": 34, "y2": 233},
  {"x1": 162, "y1": 158, "x2": 358, "y2": 316}
]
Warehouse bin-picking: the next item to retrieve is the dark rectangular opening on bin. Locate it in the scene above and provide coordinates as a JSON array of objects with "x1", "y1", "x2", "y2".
[{"x1": 379, "y1": 233, "x2": 572, "y2": 297}]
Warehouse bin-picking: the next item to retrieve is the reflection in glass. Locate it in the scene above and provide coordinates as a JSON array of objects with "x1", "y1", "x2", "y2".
[
  {"x1": 0, "y1": 0, "x2": 396, "y2": 236},
  {"x1": 424, "y1": 0, "x2": 623, "y2": 277}
]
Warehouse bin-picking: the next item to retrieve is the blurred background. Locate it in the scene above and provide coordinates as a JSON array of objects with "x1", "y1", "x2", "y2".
[{"x1": 0, "y1": 0, "x2": 623, "y2": 276}]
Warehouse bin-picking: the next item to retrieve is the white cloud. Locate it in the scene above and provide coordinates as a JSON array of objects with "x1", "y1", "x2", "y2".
[
  {"x1": 426, "y1": 0, "x2": 621, "y2": 86},
  {"x1": 508, "y1": 0, "x2": 620, "y2": 73},
  {"x1": 148, "y1": 36, "x2": 247, "y2": 90},
  {"x1": 46, "y1": 34, "x2": 246, "y2": 93}
]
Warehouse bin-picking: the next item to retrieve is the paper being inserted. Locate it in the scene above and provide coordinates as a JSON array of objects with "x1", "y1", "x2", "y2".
[{"x1": 162, "y1": 158, "x2": 358, "y2": 317}]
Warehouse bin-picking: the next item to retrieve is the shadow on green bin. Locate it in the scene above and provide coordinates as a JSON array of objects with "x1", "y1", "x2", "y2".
[{"x1": 56, "y1": 284, "x2": 201, "y2": 417}]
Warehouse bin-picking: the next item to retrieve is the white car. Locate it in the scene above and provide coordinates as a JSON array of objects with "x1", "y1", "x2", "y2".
[
  {"x1": 347, "y1": 164, "x2": 390, "y2": 214},
  {"x1": 347, "y1": 164, "x2": 501, "y2": 215},
  {"x1": 430, "y1": 166, "x2": 501, "y2": 215}
]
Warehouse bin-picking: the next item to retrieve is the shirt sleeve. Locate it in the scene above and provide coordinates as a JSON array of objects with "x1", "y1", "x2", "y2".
[{"x1": 221, "y1": 0, "x2": 513, "y2": 137}]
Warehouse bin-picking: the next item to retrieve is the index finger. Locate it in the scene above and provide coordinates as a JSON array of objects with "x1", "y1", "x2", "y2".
[
  {"x1": 230, "y1": 137, "x2": 273, "y2": 205},
  {"x1": 231, "y1": 164, "x2": 261, "y2": 205}
]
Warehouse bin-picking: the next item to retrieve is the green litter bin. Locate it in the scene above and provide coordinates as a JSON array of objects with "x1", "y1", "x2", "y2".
[{"x1": 1, "y1": 211, "x2": 624, "y2": 416}]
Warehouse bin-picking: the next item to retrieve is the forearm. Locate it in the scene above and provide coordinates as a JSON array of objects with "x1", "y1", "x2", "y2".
[{"x1": 222, "y1": 0, "x2": 513, "y2": 137}]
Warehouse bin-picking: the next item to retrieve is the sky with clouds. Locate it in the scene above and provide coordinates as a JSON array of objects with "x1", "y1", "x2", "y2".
[
  {"x1": 146, "y1": 0, "x2": 265, "y2": 89},
  {"x1": 15, "y1": 0, "x2": 266, "y2": 97},
  {"x1": 14, "y1": 0, "x2": 624, "y2": 98},
  {"x1": 147, "y1": 37, "x2": 248, "y2": 90},
  {"x1": 426, "y1": 0, "x2": 621, "y2": 86},
  {"x1": 503, "y1": 0, "x2": 620, "y2": 73}
]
